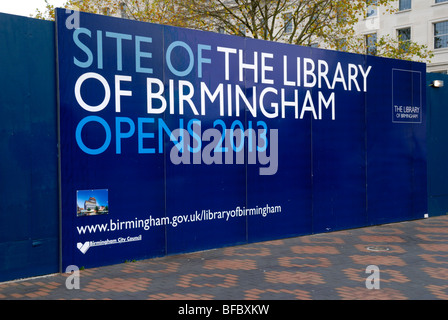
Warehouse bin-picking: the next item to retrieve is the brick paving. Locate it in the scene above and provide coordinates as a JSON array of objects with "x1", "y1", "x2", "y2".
[{"x1": 2, "y1": 215, "x2": 448, "y2": 300}]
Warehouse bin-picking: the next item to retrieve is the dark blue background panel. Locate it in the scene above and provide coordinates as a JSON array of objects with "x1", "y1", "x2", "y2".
[
  {"x1": 245, "y1": 40, "x2": 313, "y2": 243},
  {"x1": 55, "y1": 9, "x2": 427, "y2": 270},
  {"x1": 366, "y1": 57, "x2": 427, "y2": 225},
  {"x1": 163, "y1": 28, "x2": 248, "y2": 254},
  {"x1": 427, "y1": 73, "x2": 448, "y2": 217},
  {"x1": 0, "y1": 13, "x2": 59, "y2": 282},
  {"x1": 56, "y1": 12, "x2": 166, "y2": 268},
  {"x1": 311, "y1": 50, "x2": 368, "y2": 233},
  {"x1": 0, "y1": 8, "x2": 430, "y2": 281}
]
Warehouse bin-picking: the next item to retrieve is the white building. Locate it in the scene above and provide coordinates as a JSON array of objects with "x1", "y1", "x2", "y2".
[
  {"x1": 354, "y1": 0, "x2": 448, "y2": 73},
  {"x1": 84, "y1": 197, "x2": 97, "y2": 210}
]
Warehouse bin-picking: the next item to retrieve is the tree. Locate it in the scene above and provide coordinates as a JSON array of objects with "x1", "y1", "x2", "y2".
[
  {"x1": 33, "y1": 0, "x2": 57, "y2": 20},
  {"x1": 334, "y1": 33, "x2": 434, "y2": 63},
  {"x1": 33, "y1": 0, "x2": 201, "y2": 28},
  {"x1": 178, "y1": 0, "x2": 350, "y2": 45},
  {"x1": 177, "y1": 0, "x2": 432, "y2": 62},
  {"x1": 34, "y1": 0, "x2": 433, "y2": 62}
]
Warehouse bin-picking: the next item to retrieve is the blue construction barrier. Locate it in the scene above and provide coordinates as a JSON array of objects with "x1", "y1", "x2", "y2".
[
  {"x1": 0, "y1": 10, "x2": 431, "y2": 281},
  {"x1": 427, "y1": 72, "x2": 448, "y2": 217},
  {"x1": 55, "y1": 9, "x2": 427, "y2": 270},
  {"x1": 0, "y1": 13, "x2": 59, "y2": 282}
]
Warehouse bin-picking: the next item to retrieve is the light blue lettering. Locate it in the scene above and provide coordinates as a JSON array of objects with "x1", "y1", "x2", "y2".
[
  {"x1": 257, "y1": 121, "x2": 268, "y2": 152},
  {"x1": 213, "y1": 119, "x2": 228, "y2": 152},
  {"x1": 230, "y1": 120, "x2": 244, "y2": 152},
  {"x1": 197, "y1": 44, "x2": 211, "y2": 78},
  {"x1": 105, "y1": 31, "x2": 132, "y2": 71},
  {"x1": 73, "y1": 28, "x2": 93, "y2": 68},
  {"x1": 187, "y1": 119, "x2": 201, "y2": 153},
  {"x1": 136, "y1": 36, "x2": 153, "y2": 74},
  {"x1": 138, "y1": 118, "x2": 155, "y2": 154},
  {"x1": 158, "y1": 118, "x2": 184, "y2": 153},
  {"x1": 115, "y1": 117, "x2": 135, "y2": 154},
  {"x1": 76, "y1": 116, "x2": 111, "y2": 155},
  {"x1": 97, "y1": 30, "x2": 103, "y2": 69},
  {"x1": 166, "y1": 41, "x2": 194, "y2": 77}
]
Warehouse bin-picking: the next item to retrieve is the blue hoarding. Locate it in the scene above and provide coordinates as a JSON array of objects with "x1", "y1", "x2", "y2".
[{"x1": 56, "y1": 9, "x2": 426, "y2": 269}]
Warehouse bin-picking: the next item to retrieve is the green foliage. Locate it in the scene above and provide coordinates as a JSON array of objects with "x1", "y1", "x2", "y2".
[{"x1": 33, "y1": 0, "x2": 433, "y2": 62}]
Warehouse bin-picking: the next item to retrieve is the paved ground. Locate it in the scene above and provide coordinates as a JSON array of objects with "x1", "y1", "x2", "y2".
[{"x1": 2, "y1": 215, "x2": 448, "y2": 300}]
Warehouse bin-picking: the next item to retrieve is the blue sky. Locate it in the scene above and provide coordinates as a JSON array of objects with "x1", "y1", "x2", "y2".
[{"x1": 77, "y1": 189, "x2": 109, "y2": 209}]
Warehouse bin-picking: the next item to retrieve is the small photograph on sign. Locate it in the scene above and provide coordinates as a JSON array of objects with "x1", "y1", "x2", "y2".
[
  {"x1": 76, "y1": 189, "x2": 109, "y2": 217},
  {"x1": 392, "y1": 69, "x2": 422, "y2": 123}
]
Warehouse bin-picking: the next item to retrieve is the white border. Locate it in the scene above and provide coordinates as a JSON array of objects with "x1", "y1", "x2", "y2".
[{"x1": 392, "y1": 68, "x2": 423, "y2": 124}]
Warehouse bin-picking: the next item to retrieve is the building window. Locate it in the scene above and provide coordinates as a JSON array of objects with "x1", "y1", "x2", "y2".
[
  {"x1": 366, "y1": 33, "x2": 377, "y2": 55},
  {"x1": 366, "y1": 0, "x2": 378, "y2": 18},
  {"x1": 399, "y1": 0, "x2": 411, "y2": 10},
  {"x1": 284, "y1": 13, "x2": 293, "y2": 34},
  {"x1": 397, "y1": 27, "x2": 411, "y2": 52},
  {"x1": 434, "y1": 21, "x2": 448, "y2": 49},
  {"x1": 435, "y1": 0, "x2": 448, "y2": 4}
]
